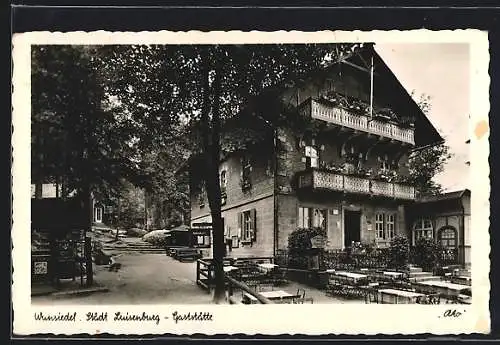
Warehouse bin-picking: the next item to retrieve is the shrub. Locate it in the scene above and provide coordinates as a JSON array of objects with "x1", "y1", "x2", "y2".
[
  {"x1": 287, "y1": 227, "x2": 326, "y2": 269},
  {"x1": 288, "y1": 227, "x2": 326, "y2": 252},
  {"x1": 127, "y1": 227, "x2": 148, "y2": 237},
  {"x1": 143, "y1": 229, "x2": 170, "y2": 248},
  {"x1": 389, "y1": 235, "x2": 410, "y2": 269},
  {"x1": 412, "y1": 237, "x2": 443, "y2": 271}
]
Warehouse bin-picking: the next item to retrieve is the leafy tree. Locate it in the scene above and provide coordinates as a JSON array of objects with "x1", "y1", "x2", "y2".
[
  {"x1": 95, "y1": 43, "x2": 360, "y2": 303},
  {"x1": 407, "y1": 92, "x2": 453, "y2": 197},
  {"x1": 113, "y1": 181, "x2": 146, "y2": 229},
  {"x1": 31, "y1": 45, "x2": 143, "y2": 202}
]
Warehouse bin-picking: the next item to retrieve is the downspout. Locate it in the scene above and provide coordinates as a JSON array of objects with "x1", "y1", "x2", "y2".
[
  {"x1": 460, "y1": 198, "x2": 466, "y2": 267},
  {"x1": 273, "y1": 128, "x2": 279, "y2": 258}
]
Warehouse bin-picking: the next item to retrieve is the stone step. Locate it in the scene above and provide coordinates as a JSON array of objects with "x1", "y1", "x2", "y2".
[
  {"x1": 409, "y1": 266, "x2": 423, "y2": 273},
  {"x1": 102, "y1": 247, "x2": 165, "y2": 253},
  {"x1": 458, "y1": 270, "x2": 471, "y2": 278},
  {"x1": 409, "y1": 271, "x2": 433, "y2": 278},
  {"x1": 410, "y1": 276, "x2": 441, "y2": 282},
  {"x1": 103, "y1": 246, "x2": 164, "y2": 251}
]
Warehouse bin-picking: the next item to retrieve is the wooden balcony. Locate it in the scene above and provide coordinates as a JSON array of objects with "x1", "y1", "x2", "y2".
[
  {"x1": 298, "y1": 169, "x2": 416, "y2": 200},
  {"x1": 300, "y1": 99, "x2": 415, "y2": 145}
]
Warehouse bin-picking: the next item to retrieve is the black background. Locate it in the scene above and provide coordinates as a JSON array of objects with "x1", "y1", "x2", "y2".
[{"x1": 9, "y1": 1, "x2": 500, "y2": 342}]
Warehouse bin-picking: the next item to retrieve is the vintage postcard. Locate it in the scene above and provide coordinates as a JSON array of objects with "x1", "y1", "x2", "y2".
[{"x1": 12, "y1": 29, "x2": 490, "y2": 335}]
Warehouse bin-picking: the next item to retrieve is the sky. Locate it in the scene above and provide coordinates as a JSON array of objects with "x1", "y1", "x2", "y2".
[{"x1": 375, "y1": 43, "x2": 470, "y2": 192}]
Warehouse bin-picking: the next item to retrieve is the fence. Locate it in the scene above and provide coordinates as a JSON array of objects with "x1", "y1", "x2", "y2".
[
  {"x1": 277, "y1": 248, "x2": 391, "y2": 271},
  {"x1": 279, "y1": 246, "x2": 458, "y2": 272},
  {"x1": 196, "y1": 256, "x2": 275, "y2": 292},
  {"x1": 225, "y1": 275, "x2": 274, "y2": 304}
]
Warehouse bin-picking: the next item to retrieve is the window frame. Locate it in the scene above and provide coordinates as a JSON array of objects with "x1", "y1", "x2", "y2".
[
  {"x1": 241, "y1": 156, "x2": 252, "y2": 190},
  {"x1": 220, "y1": 170, "x2": 227, "y2": 192},
  {"x1": 385, "y1": 214, "x2": 395, "y2": 241},
  {"x1": 240, "y1": 209, "x2": 256, "y2": 243},
  {"x1": 438, "y1": 227, "x2": 457, "y2": 248},
  {"x1": 305, "y1": 145, "x2": 319, "y2": 169},
  {"x1": 298, "y1": 207, "x2": 327, "y2": 230},
  {"x1": 374, "y1": 212, "x2": 397, "y2": 241},
  {"x1": 298, "y1": 207, "x2": 310, "y2": 229},
  {"x1": 413, "y1": 218, "x2": 434, "y2": 244},
  {"x1": 375, "y1": 213, "x2": 385, "y2": 240}
]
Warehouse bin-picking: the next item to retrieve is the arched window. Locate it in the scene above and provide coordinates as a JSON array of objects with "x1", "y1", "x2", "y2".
[
  {"x1": 438, "y1": 227, "x2": 457, "y2": 248},
  {"x1": 413, "y1": 218, "x2": 433, "y2": 244}
]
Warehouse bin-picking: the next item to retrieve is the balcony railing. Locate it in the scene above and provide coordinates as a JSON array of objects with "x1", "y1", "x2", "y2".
[
  {"x1": 298, "y1": 169, "x2": 416, "y2": 200},
  {"x1": 302, "y1": 99, "x2": 415, "y2": 145}
]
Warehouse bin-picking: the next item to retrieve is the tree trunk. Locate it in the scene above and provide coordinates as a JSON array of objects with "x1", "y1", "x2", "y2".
[
  {"x1": 35, "y1": 182, "x2": 43, "y2": 199},
  {"x1": 115, "y1": 198, "x2": 121, "y2": 241},
  {"x1": 144, "y1": 189, "x2": 148, "y2": 230},
  {"x1": 200, "y1": 47, "x2": 225, "y2": 303}
]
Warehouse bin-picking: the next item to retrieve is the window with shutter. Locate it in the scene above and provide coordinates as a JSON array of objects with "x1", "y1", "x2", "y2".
[
  {"x1": 251, "y1": 208, "x2": 257, "y2": 241},
  {"x1": 238, "y1": 212, "x2": 243, "y2": 239},
  {"x1": 240, "y1": 209, "x2": 257, "y2": 243}
]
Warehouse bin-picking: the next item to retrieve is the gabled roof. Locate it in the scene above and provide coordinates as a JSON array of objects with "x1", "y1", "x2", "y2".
[
  {"x1": 417, "y1": 189, "x2": 470, "y2": 203},
  {"x1": 250, "y1": 43, "x2": 444, "y2": 148},
  {"x1": 177, "y1": 43, "x2": 444, "y2": 174},
  {"x1": 366, "y1": 44, "x2": 444, "y2": 148}
]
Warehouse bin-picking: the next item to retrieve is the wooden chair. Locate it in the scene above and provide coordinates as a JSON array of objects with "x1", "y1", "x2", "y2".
[
  {"x1": 256, "y1": 282, "x2": 274, "y2": 292},
  {"x1": 365, "y1": 288, "x2": 379, "y2": 304},
  {"x1": 416, "y1": 296, "x2": 429, "y2": 304},
  {"x1": 426, "y1": 293, "x2": 441, "y2": 304},
  {"x1": 293, "y1": 289, "x2": 307, "y2": 304}
]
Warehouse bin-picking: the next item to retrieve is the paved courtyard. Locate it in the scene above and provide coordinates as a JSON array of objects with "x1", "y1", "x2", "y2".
[{"x1": 32, "y1": 250, "x2": 362, "y2": 305}]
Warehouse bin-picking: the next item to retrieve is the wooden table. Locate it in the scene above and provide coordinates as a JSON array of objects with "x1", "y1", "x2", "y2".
[
  {"x1": 243, "y1": 290, "x2": 298, "y2": 304},
  {"x1": 416, "y1": 280, "x2": 471, "y2": 297},
  {"x1": 334, "y1": 271, "x2": 368, "y2": 285},
  {"x1": 379, "y1": 288, "x2": 425, "y2": 304},
  {"x1": 257, "y1": 263, "x2": 278, "y2": 273},
  {"x1": 383, "y1": 271, "x2": 404, "y2": 279}
]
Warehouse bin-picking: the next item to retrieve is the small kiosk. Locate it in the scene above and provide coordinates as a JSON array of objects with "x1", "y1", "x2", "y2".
[
  {"x1": 165, "y1": 223, "x2": 212, "y2": 259},
  {"x1": 31, "y1": 197, "x2": 93, "y2": 290}
]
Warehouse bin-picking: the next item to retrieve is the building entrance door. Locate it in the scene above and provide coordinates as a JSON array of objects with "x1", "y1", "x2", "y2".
[{"x1": 344, "y1": 210, "x2": 361, "y2": 248}]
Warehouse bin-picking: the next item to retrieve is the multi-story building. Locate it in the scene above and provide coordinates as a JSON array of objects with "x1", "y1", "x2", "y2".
[{"x1": 186, "y1": 44, "x2": 444, "y2": 259}]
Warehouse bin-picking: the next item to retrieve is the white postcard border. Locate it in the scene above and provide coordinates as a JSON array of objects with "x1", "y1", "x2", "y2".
[{"x1": 12, "y1": 29, "x2": 491, "y2": 335}]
